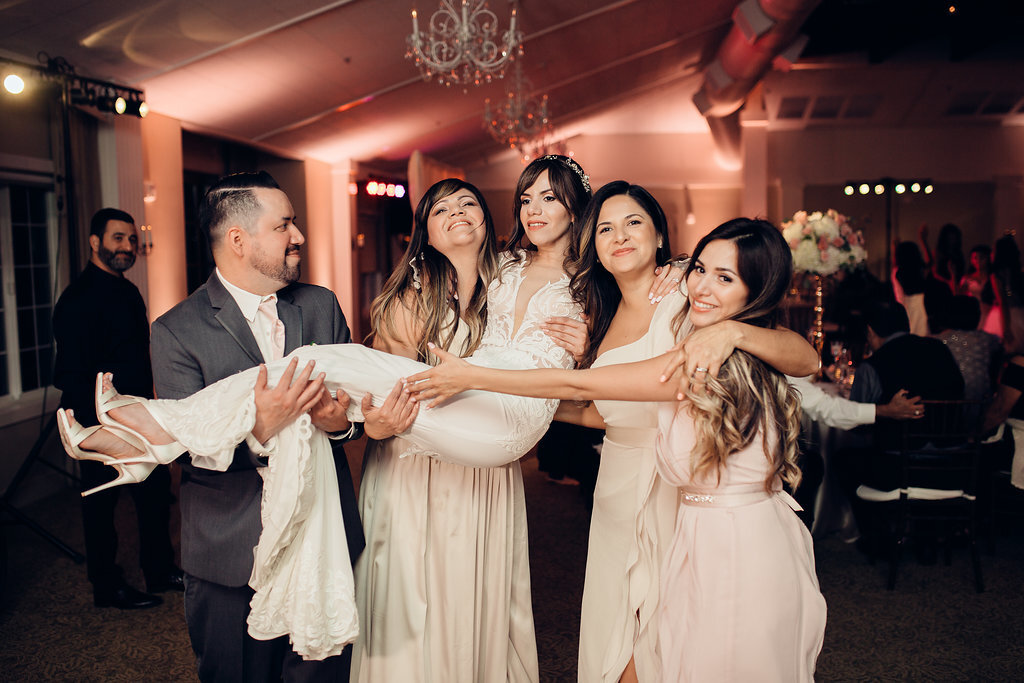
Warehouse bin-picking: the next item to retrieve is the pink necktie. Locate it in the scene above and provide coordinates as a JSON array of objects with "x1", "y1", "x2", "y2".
[{"x1": 258, "y1": 298, "x2": 285, "y2": 361}]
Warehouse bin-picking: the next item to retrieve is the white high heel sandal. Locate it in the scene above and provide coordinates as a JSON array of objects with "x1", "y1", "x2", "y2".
[
  {"x1": 94, "y1": 372, "x2": 184, "y2": 465},
  {"x1": 56, "y1": 408, "x2": 157, "y2": 497}
]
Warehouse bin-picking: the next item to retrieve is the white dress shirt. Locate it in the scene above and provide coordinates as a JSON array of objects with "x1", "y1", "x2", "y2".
[{"x1": 789, "y1": 374, "x2": 876, "y2": 431}]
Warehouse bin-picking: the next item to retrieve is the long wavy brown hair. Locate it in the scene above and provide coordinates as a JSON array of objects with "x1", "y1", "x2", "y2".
[
  {"x1": 506, "y1": 155, "x2": 592, "y2": 271},
  {"x1": 570, "y1": 181, "x2": 673, "y2": 369},
  {"x1": 367, "y1": 179, "x2": 500, "y2": 361},
  {"x1": 674, "y1": 218, "x2": 802, "y2": 491}
]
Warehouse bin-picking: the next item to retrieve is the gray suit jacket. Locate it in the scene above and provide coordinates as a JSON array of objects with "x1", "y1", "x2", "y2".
[{"x1": 152, "y1": 273, "x2": 364, "y2": 586}]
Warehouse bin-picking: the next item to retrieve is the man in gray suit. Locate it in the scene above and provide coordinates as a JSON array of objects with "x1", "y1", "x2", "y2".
[{"x1": 151, "y1": 171, "x2": 364, "y2": 682}]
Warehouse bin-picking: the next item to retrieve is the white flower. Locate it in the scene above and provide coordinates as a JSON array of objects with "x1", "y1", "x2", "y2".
[
  {"x1": 816, "y1": 215, "x2": 840, "y2": 239},
  {"x1": 781, "y1": 208, "x2": 867, "y2": 276},
  {"x1": 782, "y1": 221, "x2": 803, "y2": 243}
]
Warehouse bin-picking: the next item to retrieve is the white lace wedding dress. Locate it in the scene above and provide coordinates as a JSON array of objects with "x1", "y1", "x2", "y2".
[{"x1": 126, "y1": 255, "x2": 579, "y2": 662}]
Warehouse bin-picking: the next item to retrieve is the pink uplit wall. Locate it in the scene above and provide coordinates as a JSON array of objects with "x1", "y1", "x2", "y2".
[
  {"x1": 331, "y1": 164, "x2": 357, "y2": 337},
  {"x1": 140, "y1": 112, "x2": 187, "y2": 322},
  {"x1": 303, "y1": 159, "x2": 335, "y2": 291}
]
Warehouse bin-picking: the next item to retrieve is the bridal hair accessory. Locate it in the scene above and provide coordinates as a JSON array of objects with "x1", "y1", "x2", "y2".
[
  {"x1": 410, "y1": 254, "x2": 423, "y2": 291},
  {"x1": 539, "y1": 154, "x2": 591, "y2": 193}
]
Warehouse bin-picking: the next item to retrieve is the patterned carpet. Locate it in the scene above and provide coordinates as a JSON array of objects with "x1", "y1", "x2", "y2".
[{"x1": 2, "y1": 442, "x2": 1023, "y2": 681}]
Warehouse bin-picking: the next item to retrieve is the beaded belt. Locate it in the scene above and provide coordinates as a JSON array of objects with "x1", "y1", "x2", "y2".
[{"x1": 678, "y1": 489, "x2": 802, "y2": 511}]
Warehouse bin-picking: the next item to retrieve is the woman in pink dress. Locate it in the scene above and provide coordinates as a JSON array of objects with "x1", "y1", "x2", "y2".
[{"x1": 410, "y1": 217, "x2": 827, "y2": 681}]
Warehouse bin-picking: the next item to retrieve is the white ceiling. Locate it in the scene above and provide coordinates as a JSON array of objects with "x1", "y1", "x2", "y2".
[{"x1": 2, "y1": 0, "x2": 1022, "y2": 169}]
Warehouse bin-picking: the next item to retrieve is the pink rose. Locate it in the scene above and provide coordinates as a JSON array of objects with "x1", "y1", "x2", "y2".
[
  {"x1": 794, "y1": 210, "x2": 808, "y2": 224},
  {"x1": 832, "y1": 237, "x2": 845, "y2": 248}
]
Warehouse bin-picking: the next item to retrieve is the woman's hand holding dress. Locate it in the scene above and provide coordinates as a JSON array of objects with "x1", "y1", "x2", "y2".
[
  {"x1": 406, "y1": 344, "x2": 476, "y2": 408},
  {"x1": 251, "y1": 358, "x2": 326, "y2": 443},
  {"x1": 362, "y1": 380, "x2": 419, "y2": 439}
]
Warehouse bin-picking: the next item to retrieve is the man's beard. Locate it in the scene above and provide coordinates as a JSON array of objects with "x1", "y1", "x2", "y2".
[
  {"x1": 98, "y1": 245, "x2": 136, "y2": 272},
  {"x1": 252, "y1": 243, "x2": 300, "y2": 284}
]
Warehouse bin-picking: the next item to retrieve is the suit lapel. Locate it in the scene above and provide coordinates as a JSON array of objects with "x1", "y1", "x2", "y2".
[
  {"x1": 206, "y1": 274, "x2": 265, "y2": 366},
  {"x1": 277, "y1": 286, "x2": 303, "y2": 354}
]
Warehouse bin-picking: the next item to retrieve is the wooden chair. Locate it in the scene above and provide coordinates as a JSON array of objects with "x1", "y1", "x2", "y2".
[{"x1": 855, "y1": 400, "x2": 984, "y2": 592}]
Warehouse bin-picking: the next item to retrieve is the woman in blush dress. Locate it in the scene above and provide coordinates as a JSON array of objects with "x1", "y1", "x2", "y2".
[{"x1": 408, "y1": 218, "x2": 826, "y2": 682}]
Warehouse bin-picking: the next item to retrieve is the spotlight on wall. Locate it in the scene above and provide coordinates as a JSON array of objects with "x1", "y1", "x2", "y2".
[
  {"x1": 843, "y1": 184, "x2": 855, "y2": 196},
  {"x1": 3, "y1": 73, "x2": 25, "y2": 94}
]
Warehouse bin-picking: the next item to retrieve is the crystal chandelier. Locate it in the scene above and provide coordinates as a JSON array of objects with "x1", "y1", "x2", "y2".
[
  {"x1": 406, "y1": 0, "x2": 523, "y2": 87},
  {"x1": 484, "y1": 60, "x2": 552, "y2": 156}
]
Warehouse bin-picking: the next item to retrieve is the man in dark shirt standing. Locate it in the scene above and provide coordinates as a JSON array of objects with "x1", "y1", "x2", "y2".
[{"x1": 53, "y1": 208, "x2": 182, "y2": 609}]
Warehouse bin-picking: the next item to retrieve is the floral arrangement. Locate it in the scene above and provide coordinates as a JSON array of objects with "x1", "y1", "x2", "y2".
[{"x1": 781, "y1": 209, "x2": 867, "y2": 276}]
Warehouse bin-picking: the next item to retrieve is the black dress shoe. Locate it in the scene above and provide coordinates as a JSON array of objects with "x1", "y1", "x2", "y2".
[
  {"x1": 146, "y1": 567, "x2": 185, "y2": 593},
  {"x1": 94, "y1": 585, "x2": 163, "y2": 609}
]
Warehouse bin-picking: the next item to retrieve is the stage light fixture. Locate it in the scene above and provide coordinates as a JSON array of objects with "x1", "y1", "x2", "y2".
[
  {"x1": 874, "y1": 184, "x2": 885, "y2": 195},
  {"x1": 910, "y1": 182, "x2": 921, "y2": 193},
  {"x1": 2, "y1": 55, "x2": 147, "y2": 116},
  {"x1": 95, "y1": 90, "x2": 121, "y2": 113},
  {"x1": 924, "y1": 184, "x2": 934, "y2": 194},
  {"x1": 895, "y1": 183, "x2": 906, "y2": 194},
  {"x1": 844, "y1": 185, "x2": 854, "y2": 196},
  {"x1": 858, "y1": 183, "x2": 870, "y2": 195},
  {"x1": 121, "y1": 95, "x2": 148, "y2": 117}
]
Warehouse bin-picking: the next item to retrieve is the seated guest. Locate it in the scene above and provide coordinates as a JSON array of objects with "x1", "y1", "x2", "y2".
[
  {"x1": 849, "y1": 298, "x2": 965, "y2": 448},
  {"x1": 790, "y1": 376, "x2": 924, "y2": 530},
  {"x1": 837, "y1": 299, "x2": 965, "y2": 547},
  {"x1": 931, "y1": 295, "x2": 1002, "y2": 403}
]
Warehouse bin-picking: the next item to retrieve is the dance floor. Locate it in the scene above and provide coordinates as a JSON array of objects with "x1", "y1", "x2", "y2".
[{"x1": 1, "y1": 438, "x2": 1023, "y2": 680}]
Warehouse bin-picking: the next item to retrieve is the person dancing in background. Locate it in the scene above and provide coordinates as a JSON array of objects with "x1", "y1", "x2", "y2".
[
  {"x1": 962, "y1": 244, "x2": 998, "y2": 332},
  {"x1": 919, "y1": 222, "x2": 965, "y2": 295},
  {"x1": 408, "y1": 217, "x2": 827, "y2": 681},
  {"x1": 991, "y1": 233, "x2": 1024, "y2": 352}
]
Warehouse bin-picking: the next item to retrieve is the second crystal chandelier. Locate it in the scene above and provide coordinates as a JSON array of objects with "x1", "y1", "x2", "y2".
[
  {"x1": 484, "y1": 59, "x2": 552, "y2": 156},
  {"x1": 406, "y1": 0, "x2": 523, "y2": 87}
]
